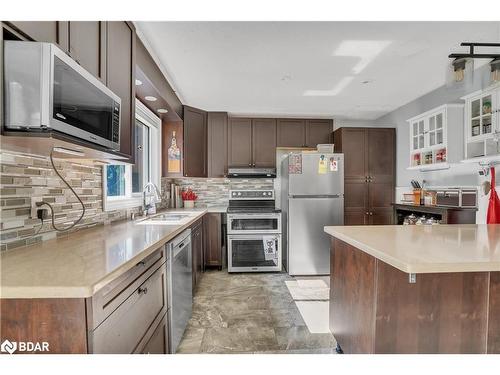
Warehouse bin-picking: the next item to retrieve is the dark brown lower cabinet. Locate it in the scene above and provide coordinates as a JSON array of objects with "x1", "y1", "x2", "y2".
[
  {"x1": 344, "y1": 181, "x2": 368, "y2": 225},
  {"x1": 191, "y1": 219, "x2": 204, "y2": 292},
  {"x1": 0, "y1": 298, "x2": 88, "y2": 353},
  {"x1": 203, "y1": 213, "x2": 223, "y2": 269},
  {"x1": 393, "y1": 204, "x2": 477, "y2": 224},
  {"x1": 140, "y1": 312, "x2": 169, "y2": 354},
  {"x1": 0, "y1": 246, "x2": 169, "y2": 354}
]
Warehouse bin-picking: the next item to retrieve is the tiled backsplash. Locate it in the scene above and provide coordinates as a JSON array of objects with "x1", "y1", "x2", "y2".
[
  {"x1": 0, "y1": 151, "x2": 145, "y2": 252},
  {"x1": 0, "y1": 150, "x2": 275, "y2": 252},
  {"x1": 162, "y1": 177, "x2": 274, "y2": 207}
]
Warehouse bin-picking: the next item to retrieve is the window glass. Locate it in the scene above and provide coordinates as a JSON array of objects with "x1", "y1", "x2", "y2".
[
  {"x1": 107, "y1": 165, "x2": 126, "y2": 197},
  {"x1": 103, "y1": 100, "x2": 159, "y2": 211}
]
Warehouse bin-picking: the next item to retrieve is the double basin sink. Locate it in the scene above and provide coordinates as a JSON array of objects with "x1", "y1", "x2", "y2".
[{"x1": 135, "y1": 211, "x2": 199, "y2": 226}]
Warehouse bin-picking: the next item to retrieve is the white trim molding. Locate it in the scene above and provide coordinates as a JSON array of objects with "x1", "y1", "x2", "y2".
[{"x1": 103, "y1": 100, "x2": 162, "y2": 212}]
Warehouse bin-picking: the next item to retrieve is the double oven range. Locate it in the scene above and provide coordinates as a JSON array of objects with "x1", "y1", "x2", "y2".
[{"x1": 227, "y1": 190, "x2": 282, "y2": 272}]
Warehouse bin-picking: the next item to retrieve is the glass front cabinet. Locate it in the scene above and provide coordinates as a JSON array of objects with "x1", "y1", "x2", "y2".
[
  {"x1": 463, "y1": 85, "x2": 500, "y2": 160},
  {"x1": 407, "y1": 104, "x2": 464, "y2": 170}
]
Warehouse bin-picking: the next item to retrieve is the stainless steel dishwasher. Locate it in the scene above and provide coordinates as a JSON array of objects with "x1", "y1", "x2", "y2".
[{"x1": 167, "y1": 228, "x2": 193, "y2": 353}]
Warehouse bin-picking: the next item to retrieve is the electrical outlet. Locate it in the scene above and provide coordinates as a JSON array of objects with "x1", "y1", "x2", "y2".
[
  {"x1": 37, "y1": 208, "x2": 49, "y2": 220},
  {"x1": 30, "y1": 197, "x2": 43, "y2": 219}
]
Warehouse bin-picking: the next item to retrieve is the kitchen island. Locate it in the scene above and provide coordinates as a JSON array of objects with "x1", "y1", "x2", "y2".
[{"x1": 324, "y1": 224, "x2": 500, "y2": 354}]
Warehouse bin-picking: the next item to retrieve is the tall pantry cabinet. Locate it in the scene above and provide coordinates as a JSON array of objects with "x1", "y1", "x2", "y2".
[{"x1": 333, "y1": 127, "x2": 396, "y2": 225}]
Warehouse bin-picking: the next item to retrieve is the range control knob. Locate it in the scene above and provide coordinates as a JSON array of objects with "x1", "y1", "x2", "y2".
[{"x1": 237, "y1": 192, "x2": 242, "y2": 196}]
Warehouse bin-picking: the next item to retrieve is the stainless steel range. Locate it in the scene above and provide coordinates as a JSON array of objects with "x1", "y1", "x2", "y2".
[{"x1": 227, "y1": 189, "x2": 282, "y2": 273}]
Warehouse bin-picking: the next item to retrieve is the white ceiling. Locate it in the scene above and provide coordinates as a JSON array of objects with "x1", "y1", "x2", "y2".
[{"x1": 136, "y1": 22, "x2": 500, "y2": 120}]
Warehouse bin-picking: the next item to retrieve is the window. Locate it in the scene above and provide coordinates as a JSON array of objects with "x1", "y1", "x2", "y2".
[{"x1": 103, "y1": 99, "x2": 161, "y2": 211}]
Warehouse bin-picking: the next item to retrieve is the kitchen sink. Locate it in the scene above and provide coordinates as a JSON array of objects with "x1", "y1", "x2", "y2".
[{"x1": 135, "y1": 212, "x2": 197, "y2": 225}]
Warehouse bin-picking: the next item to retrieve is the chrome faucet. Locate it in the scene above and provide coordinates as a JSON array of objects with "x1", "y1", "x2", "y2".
[{"x1": 143, "y1": 182, "x2": 162, "y2": 215}]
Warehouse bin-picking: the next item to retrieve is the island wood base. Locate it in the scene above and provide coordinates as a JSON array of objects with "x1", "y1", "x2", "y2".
[{"x1": 330, "y1": 238, "x2": 500, "y2": 354}]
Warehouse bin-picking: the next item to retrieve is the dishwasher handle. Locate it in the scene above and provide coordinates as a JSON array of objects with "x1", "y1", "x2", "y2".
[{"x1": 173, "y1": 236, "x2": 191, "y2": 258}]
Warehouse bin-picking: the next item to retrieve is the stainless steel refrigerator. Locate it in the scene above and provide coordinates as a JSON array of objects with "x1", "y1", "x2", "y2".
[{"x1": 281, "y1": 152, "x2": 344, "y2": 275}]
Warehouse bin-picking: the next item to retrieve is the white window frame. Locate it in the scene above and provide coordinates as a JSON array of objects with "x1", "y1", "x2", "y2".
[{"x1": 103, "y1": 99, "x2": 162, "y2": 212}]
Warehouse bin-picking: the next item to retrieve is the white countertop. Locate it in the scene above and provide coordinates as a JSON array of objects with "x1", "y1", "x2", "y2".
[
  {"x1": 324, "y1": 224, "x2": 500, "y2": 274},
  {"x1": 0, "y1": 209, "x2": 207, "y2": 299}
]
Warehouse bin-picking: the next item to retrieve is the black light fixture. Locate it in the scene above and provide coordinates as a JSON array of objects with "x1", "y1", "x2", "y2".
[{"x1": 448, "y1": 42, "x2": 500, "y2": 83}]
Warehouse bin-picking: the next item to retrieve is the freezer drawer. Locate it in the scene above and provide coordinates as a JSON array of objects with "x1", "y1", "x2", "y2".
[{"x1": 288, "y1": 197, "x2": 343, "y2": 275}]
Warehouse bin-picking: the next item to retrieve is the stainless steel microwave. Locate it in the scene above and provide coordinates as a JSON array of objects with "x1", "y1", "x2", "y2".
[{"x1": 3, "y1": 41, "x2": 121, "y2": 150}]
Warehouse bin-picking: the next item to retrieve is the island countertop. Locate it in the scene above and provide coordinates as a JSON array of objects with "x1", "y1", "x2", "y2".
[
  {"x1": 324, "y1": 224, "x2": 500, "y2": 274},
  {"x1": 0, "y1": 208, "x2": 207, "y2": 299}
]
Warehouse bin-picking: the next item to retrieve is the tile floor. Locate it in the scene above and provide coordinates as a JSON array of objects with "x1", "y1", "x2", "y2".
[{"x1": 176, "y1": 270, "x2": 337, "y2": 354}]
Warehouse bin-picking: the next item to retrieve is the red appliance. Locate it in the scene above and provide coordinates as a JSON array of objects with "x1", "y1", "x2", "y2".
[{"x1": 487, "y1": 167, "x2": 500, "y2": 224}]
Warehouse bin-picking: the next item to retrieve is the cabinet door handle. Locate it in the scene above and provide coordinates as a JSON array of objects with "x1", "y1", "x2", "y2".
[
  {"x1": 138, "y1": 287, "x2": 148, "y2": 295},
  {"x1": 136, "y1": 261, "x2": 146, "y2": 267},
  {"x1": 365, "y1": 212, "x2": 369, "y2": 215},
  {"x1": 369, "y1": 212, "x2": 373, "y2": 216}
]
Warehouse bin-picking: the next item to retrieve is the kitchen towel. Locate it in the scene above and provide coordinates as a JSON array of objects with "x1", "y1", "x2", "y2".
[
  {"x1": 487, "y1": 166, "x2": 500, "y2": 224},
  {"x1": 262, "y1": 236, "x2": 277, "y2": 261}
]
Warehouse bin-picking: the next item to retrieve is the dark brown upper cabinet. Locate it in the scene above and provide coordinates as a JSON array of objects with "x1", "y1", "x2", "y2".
[
  {"x1": 334, "y1": 127, "x2": 368, "y2": 181},
  {"x1": 252, "y1": 119, "x2": 277, "y2": 168},
  {"x1": 183, "y1": 106, "x2": 208, "y2": 177},
  {"x1": 68, "y1": 22, "x2": 106, "y2": 82},
  {"x1": 277, "y1": 119, "x2": 307, "y2": 147},
  {"x1": 228, "y1": 118, "x2": 253, "y2": 167},
  {"x1": 106, "y1": 21, "x2": 136, "y2": 163},
  {"x1": 277, "y1": 118, "x2": 333, "y2": 148},
  {"x1": 306, "y1": 119, "x2": 333, "y2": 147},
  {"x1": 228, "y1": 118, "x2": 277, "y2": 168},
  {"x1": 367, "y1": 128, "x2": 395, "y2": 184},
  {"x1": 207, "y1": 112, "x2": 228, "y2": 177},
  {"x1": 7, "y1": 21, "x2": 68, "y2": 50}
]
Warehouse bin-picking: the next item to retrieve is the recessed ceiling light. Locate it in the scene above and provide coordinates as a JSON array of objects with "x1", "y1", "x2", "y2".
[
  {"x1": 145, "y1": 96, "x2": 157, "y2": 102},
  {"x1": 157, "y1": 108, "x2": 169, "y2": 114},
  {"x1": 135, "y1": 79, "x2": 143, "y2": 86}
]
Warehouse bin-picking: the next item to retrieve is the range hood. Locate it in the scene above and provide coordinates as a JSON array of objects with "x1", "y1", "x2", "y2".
[{"x1": 227, "y1": 167, "x2": 276, "y2": 178}]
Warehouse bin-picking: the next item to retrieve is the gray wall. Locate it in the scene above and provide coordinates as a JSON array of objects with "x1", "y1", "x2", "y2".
[{"x1": 374, "y1": 64, "x2": 496, "y2": 189}]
